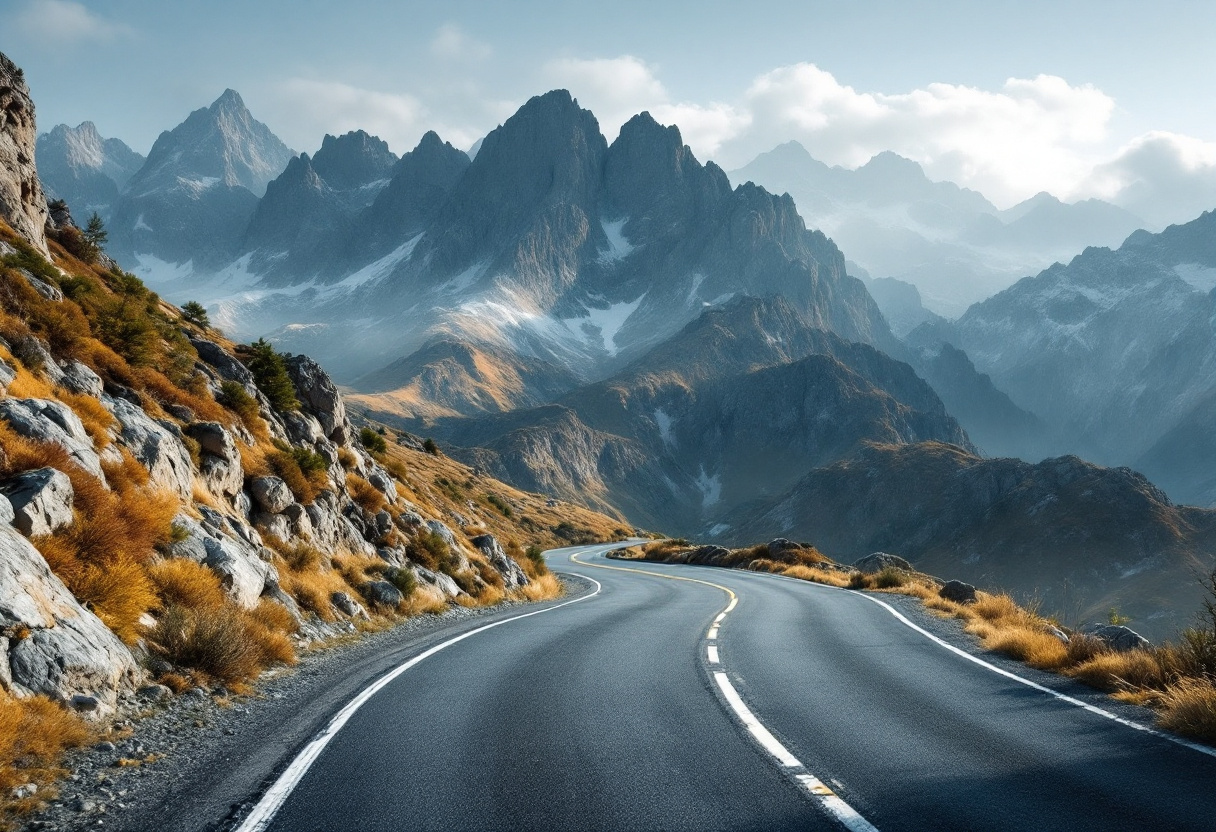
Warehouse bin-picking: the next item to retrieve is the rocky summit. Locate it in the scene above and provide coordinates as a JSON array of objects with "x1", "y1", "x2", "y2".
[
  {"x1": 36, "y1": 121, "x2": 144, "y2": 222},
  {"x1": 0, "y1": 53, "x2": 49, "y2": 257}
]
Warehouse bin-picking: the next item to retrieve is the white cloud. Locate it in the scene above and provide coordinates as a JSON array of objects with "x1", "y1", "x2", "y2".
[
  {"x1": 263, "y1": 79, "x2": 426, "y2": 155},
  {"x1": 543, "y1": 55, "x2": 748, "y2": 156},
  {"x1": 1074, "y1": 132, "x2": 1216, "y2": 227},
  {"x1": 732, "y1": 63, "x2": 1116, "y2": 205},
  {"x1": 430, "y1": 24, "x2": 492, "y2": 61},
  {"x1": 15, "y1": 0, "x2": 133, "y2": 44}
]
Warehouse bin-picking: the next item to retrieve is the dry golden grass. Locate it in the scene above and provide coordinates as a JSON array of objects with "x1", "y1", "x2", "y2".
[
  {"x1": 0, "y1": 692, "x2": 92, "y2": 825},
  {"x1": 1065, "y1": 649, "x2": 1174, "y2": 692},
  {"x1": 148, "y1": 558, "x2": 226, "y2": 610},
  {"x1": 1157, "y1": 680, "x2": 1216, "y2": 743},
  {"x1": 345, "y1": 473, "x2": 387, "y2": 515},
  {"x1": 278, "y1": 565, "x2": 350, "y2": 622},
  {"x1": 781, "y1": 563, "x2": 852, "y2": 587},
  {"x1": 54, "y1": 390, "x2": 115, "y2": 447},
  {"x1": 147, "y1": 599, "x2": 297, "y2": 685},
  {"x1": 514, "y1": 572, "x2": 564, "y2": 601}
]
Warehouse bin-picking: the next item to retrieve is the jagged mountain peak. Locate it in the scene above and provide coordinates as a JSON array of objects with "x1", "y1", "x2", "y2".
[{"x1": 312, "y1": 130, "x2": 397, "y2": 192}]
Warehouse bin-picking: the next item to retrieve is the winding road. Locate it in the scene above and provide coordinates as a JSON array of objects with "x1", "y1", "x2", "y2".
[{"x1": 233, "y1": 543, "x2": 1216, "y2": 832}]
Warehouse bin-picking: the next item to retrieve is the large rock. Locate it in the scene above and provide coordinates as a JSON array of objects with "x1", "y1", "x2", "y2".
[
  {"x1": 412, "y1": 565, "x2": 464, "y2": 598},
  {"x1": 0, "y1": 397, "x2": 103, "y2": 478},
  {"x1": 1087, "y1": 624, "x2": 1152, "y2": 653},
  {"x1": 105, "y1": 397, "x2": 194, "y2": 499},
  {"x1": 185, "y1": 422, "x2": 242, "y2": 497},
  {"x1": 285, "y1": 355, "x2": 349, "y2": 444},
  {"x1": 304, "y1": 491, "x2": 376, "y2": 556},
  {"x1": 187, "y1": 334, "x2": 255, "y2": 386},
  {"x1": 0, "y1": 52, "x2": 50, "y2": 256},
  {"x1": 939, "y1": 580, "x2": 977, "y2": 604},
  {"x1": 58, "y1": 360, "x2": 104, "y2": 398},
  {"x1": 0, "y1": 525, "x2": 141, "y2": 712},
  {"x1": 360, "y1": 580, "x2": 403, "y2": 608},
  {"x1": 853, "y1": 552, "x2": 914, "y2": 574},
  {"x1": 250, "y1": 476, "x2": 293, "y2": 514},
  {"x1": 471, "y1": 534, "x2": 529, "y2": 589},
  {"x1": 0, "y1": 357, "x2": 16, "y2": 391},
  {"x1": 165, "y1": 513, "x2": 276, "y2": 609},
  {"x1": 1, "y1": 467, "x2": 74, "y2": 537}
]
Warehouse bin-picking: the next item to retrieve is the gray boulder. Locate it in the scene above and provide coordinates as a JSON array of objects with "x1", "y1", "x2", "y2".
[
  {"x1": 426, "y1": 519, "x2": 459, "y2": 549},
  {"x1": 939, "y1": 580, "x2": 977, "y2": 604},
  {"x1": 361, "y1": 580, "x2": 404, "y2": 608},
  {"x1": 250, "y1": 476, "x2": 294, "y2": 514},
  {"x1": 187, "y1": 334, "x2": 255, "y2": 385},
  {"x1": 164, "y1": 514, "x2": 276, "y2": 609},
  {"x1": 331, "y1": 591, "x2": 368, "y2": 619},
  {"x1": 285, "y1": 355, "x2": 349, "y2": 444},
  {"x1": 11, "y1": 337, "x2": 67, "y2": 387},
  {"x1": 0, "y1": 526, "x2": 141, "y2": 713},
  {"x1": 367, "y1": 468, "x2": 398, "y2": 501},
  {"x1": 853, "y1": 552, "x2": 914, "y2": 574},
  {"x1": 281, "y1": 410, "x2": 325, "y2": 446},
  {"x1": 106, "y1": 397, "x2": 194, "y2": 499},
  {"x1": 58, "y1": 360, "x2": 104, "y2": 398},
  {"x1": 186, "y1": 422, "x2": 242, "y2": 498},
  {"x1": 1, "y1": 467, "x2": 74, "y2": 537},
  {"x1": 412, "y1": 565, "x2": 464, "y2": 598},
  {"x1": 1087, "y1": 624, "x2": 1151, "y2": 653},
  {"x1": 471, "y1": 534, "x2": 529, "y2": 589},
  {"x1": 304, "y1": 492, "x2": 376, "y2": 556},
  {"x1": 0, "y1": 357, "x2": 15, "y2": 391},
  {"x1": 16, "y1": 268, "x2": 63, "y2": 301},
  {"x1": 0, "y1": 495, "x2": 12, "y2": 526},
  {"x1": 0, "y1": 397, "x2": 103, "y2": 478}
]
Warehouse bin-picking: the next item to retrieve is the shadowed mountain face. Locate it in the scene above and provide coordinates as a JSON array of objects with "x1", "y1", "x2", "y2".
[
  {"x1": 385, "y1": 297, "x2": 973, "y2": 533},
  {"x1": 731, "y1": 142, "x2": 1147, "y2": 316},
  {"x1": 928, "y1": 209, "x2": 1216, "y2": 502},
  {"x1": 36, "y1": 122, "x2": 144, "y2": 221},
  {"x1": 110, "y1": 89, "x2": 294, "y2": 270},
  {"x1": 721, "y1": 441, "x2": 1216, "y2": 641}
]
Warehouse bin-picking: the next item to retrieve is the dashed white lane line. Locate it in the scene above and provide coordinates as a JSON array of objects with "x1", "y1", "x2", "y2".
[
  {"x1": 572, "y1": 552, "x2": 881, "y2": 832},
  {"x1": 235, "y1": 555, "x2": 608, "y2": 832}
]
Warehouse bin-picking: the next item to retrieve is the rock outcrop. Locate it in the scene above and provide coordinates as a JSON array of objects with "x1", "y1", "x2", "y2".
[
  {"x1": 0, "y1": 525, "x2": 140, "y2": 713},
  {"x1": 0, "y1": 52, "x2": 49, "y2": 257},
  {"x1": 1, "y1": 467, "x2": 74, "y2": 536}
]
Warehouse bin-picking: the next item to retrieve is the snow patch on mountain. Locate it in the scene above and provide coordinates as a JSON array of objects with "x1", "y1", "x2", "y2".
[
  {"x1": 599, "y1": 218, "x2": 635, "y2": 262},
  {"x1": 654, "y1": 408, "x2": 676, "y2": 447},
  {"x1": 1175, "y1": 263, "x2": 1216, "y2": 294},
  {"x1": 329, "y1": 234, "x2": 422, "y2": 291},
  {"x1": 568, "y1": 296, "x2": 644, "y2": 357},
  {"x1": 696, "y1": 466, "x2": 722, "y2": 509}
]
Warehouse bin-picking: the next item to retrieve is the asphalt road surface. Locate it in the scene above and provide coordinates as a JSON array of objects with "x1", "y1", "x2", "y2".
[{"x1": 235, "y1": 543, "x2": 1216, "y2": 832}]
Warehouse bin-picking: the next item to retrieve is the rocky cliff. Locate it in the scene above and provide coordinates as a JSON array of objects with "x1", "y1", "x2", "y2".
[
  {"x1": 0, "y1": 53, "x2": 48, "y2": 258},
  {"x1": 0, "y1": 200, "x2": 619, "y2": 725}
]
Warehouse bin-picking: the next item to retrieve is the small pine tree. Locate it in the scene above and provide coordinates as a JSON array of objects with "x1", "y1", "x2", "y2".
[
  {"x1": 246, "y1": 338, "x2": 299, "y2": 411},
  {"x1": 423, "y1": 437, "x2": 441, "y2": 456},
  {"x1": 83, "y1": 212, "x2": 108, "y2": 249},
  {"x1": 181, "y1": 301, "x2": 210, "y2": 329}
]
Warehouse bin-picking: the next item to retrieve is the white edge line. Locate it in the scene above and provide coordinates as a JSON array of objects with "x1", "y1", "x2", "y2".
[
  {"x1": 707, "y1": 626, "x2": 719, "y2": 640},
  {"x1": 850, "y1": 591, "x2": 1216, "y2": 760},
  {"x1": 707, "y1": 644, "x2": 720, "y2": 664},
  {"x1": 235, "y1": 563, "x2": 606, "y2": 832}
]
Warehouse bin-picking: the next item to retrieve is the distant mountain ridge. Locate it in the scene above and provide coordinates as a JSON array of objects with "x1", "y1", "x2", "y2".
[
  {"x1": 36, "y1": 122, "x2": 144, "y2": 220},
  {"x1": 730, "y1": 141, "x2": 1147, "y2": 316}
]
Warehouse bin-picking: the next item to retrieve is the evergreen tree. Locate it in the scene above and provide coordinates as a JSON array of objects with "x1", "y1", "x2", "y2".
[
  {"x1": 246, "y1": 338, "x2": 299, "y2": 411},
  {"x1": 83, "y1": 212, "x2": 108, "y2": 248},
  {"x1": 181, "y1": 301, "x2": 210, "y2": 329}
]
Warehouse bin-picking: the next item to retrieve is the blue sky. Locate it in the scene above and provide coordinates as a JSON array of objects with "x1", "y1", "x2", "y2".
[{"x1": 6, "y1": 0, "x2": 1216, "y2": 211}]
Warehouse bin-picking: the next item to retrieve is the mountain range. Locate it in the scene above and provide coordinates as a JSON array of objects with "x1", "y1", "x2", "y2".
[
  {"x1": 730, "y1": 142, "x2": 1148, "y2": 317},
  {"x1": 25, "y1": 82, "x2": 1216, "y2": 638}
]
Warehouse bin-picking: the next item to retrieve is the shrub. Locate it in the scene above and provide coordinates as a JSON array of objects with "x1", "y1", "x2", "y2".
[
  {"x1": 219, "y1": 380, "x2": 259, "y2": 424},
  {"x1": 147, "y1": 559, "x2": 226, "y2": 610},
  {"x1": 873, "y1": 567, "x2": 907, "y2": 589},
  {"x1": 408, "y1": 530, "x2": 451, "y2": 571},
  {"x1": 486, "y1": 493, "x2": 513, "y2": 518},
  {"x1": 244, "y1": 339, "x2": 298, "y2": 411},
  {"x1": 0, "y1": 692, "x2": 92, "y2": 821},
  {"x1": 359, "y1": 427, "x2": 387, "y2": 455},
  {"x1": 387, "y1": 566, "x2": 417, "y2": 599},
  {"x1": 265, "y1": 442, "x2": 329, "y2": 504},
  {"x1": 148, "y1": 601, "x2": 294, "y2": 684},
  {"x1": 423, "y1": 437, "x2": 441, "y2": 456},
  {"x1": 848, "y1": 572, "x2": 873, "y2": 589}
]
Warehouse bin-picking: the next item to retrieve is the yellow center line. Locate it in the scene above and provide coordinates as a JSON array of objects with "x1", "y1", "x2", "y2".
[{"x1": 569, "y1": 551, "x2": 738, "y2": 608}]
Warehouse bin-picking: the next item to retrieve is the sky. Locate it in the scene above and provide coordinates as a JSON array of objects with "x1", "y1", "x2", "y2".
[{"x1": 6, "y1": 0, "x2": 1216, "y2": 218}]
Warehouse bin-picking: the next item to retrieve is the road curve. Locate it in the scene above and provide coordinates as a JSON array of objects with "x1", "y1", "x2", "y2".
[{"x1": 237, "y1": 543, "x2": 1216, "y2": 832}]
